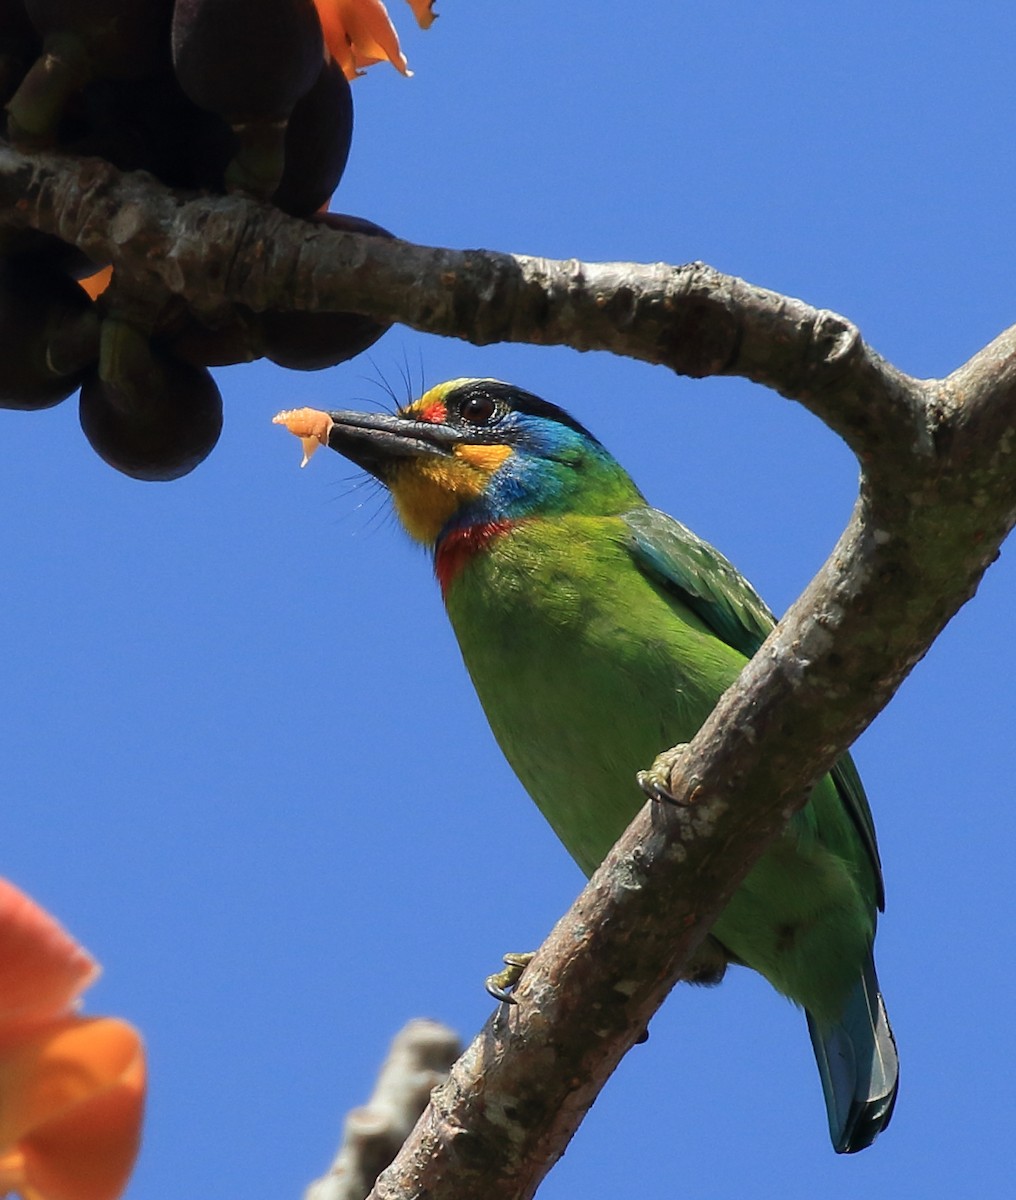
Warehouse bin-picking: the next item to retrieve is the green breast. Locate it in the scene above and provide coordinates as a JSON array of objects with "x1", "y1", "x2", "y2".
[
  {"x1": 443, "y1": 515, "x2": 876, "y2": 1018},
  {"x1": 445, "y1": 516, "x2": 744, "y2": 875}
]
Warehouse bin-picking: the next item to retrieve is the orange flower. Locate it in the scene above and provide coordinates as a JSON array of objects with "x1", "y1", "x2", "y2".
[
  {"x1": 0, "y1": 880, "x2": 144, "y2": 1200},
  {"x1": 405, "y1": 0, "x2": 437, "y2": 30},
  {"x1": 77, "y1": 267, "x2": 112, "y2": 302},
  {"x1": 313, "y1": 0, "x2": 438, "y2": 79}
]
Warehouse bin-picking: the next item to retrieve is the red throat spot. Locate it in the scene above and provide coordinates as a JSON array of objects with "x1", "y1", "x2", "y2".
[{"x1": 435, "y1": 521, "x2": 515, "y2": 596}]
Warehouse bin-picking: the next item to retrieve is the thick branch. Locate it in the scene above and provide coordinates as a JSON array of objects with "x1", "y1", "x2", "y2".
[
  {"x1": 369, "y1": 381, "x2": 1016, "y2": 1198},
  {"x1": 307, "y1": 1021, "x2": 461, "y2": 1200},
  {"x1": 1, "y1": 146, "x2": 929, "y2": 462},
  {"x1": 4, "y1": 143, "x2": 1016, "y2": 1200}
]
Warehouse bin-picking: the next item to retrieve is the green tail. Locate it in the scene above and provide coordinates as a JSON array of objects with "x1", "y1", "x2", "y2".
[{"x1": 807, "y1": 955, "x2": 899, "y2": 1153}]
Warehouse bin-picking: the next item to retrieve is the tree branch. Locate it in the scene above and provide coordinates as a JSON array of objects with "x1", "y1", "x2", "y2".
[
  {"x1": 4, "y1": 143, "x2": 1016, "y2": 1200},
  {"x1": 0, "y1": 146, "x2": 939, "y2": 464},
  {"x1": 364, "y1": 339, "x2": 1016, "y2": 1196},
  {"x1": 367, "y1": 384, "x2": 1013, "y2": 1198},
  {"x1": 306, "y1": 1020, "x2": 461, "y2": 1200}
]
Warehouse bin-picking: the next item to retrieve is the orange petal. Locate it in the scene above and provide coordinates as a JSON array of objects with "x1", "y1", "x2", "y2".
[
  {"x1": 406, "y1": 0, "x2": 437, "y2": 29},
  {"x1": 78, "y1": 267, "x2": 112, "y2": 301},
  {"x1": 0, "y1": 881, "x2": 98, "y2": 1030},
  {"x1": 313, "y1": 0, "x2": 411, "y2": 76},
  {"x1": 0, "y1": 1017, "x2": 145, "y2": 1200}
]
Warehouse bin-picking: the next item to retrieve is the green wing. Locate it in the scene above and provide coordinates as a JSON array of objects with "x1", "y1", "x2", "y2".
[
  {"x1": 621, "y1": 506, "x2": 884, "y2": 909},
  {"x1": 622, "y1": 506, "x2": 776, "y2": 657}
]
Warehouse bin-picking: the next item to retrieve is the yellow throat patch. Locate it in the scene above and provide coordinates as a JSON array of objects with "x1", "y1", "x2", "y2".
[{"x1": 390, "y1": 443, "x2": 512, "y2": 544}]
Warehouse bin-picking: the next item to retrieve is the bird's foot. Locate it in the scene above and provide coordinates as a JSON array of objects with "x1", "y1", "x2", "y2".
[
  {"x1": 485, "y1": 952, "x2": 535, "y2": 1003},
  {"x1": 637, "y1": 743, "x2": 693, "y2": 805}
]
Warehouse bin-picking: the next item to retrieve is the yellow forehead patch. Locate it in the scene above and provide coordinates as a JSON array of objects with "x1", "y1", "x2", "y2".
[{"x1": 389, "y1": 444, "x2": 512, "y2": 545}]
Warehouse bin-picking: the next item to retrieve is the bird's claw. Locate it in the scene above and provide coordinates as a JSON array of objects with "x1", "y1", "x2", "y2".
[
  {"x1": 637, "y1": 743, "x2": 692, "y2": 805},
  {"x1": 485, "y1": 951, "x2": 535, "y2": 1003}
]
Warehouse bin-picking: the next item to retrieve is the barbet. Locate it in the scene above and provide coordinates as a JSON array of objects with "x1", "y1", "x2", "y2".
[{"x1": 276, "y1": 378, "x2": 899, "y2": 1153}]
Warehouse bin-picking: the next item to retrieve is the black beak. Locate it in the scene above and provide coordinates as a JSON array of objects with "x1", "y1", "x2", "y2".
[{"x1": 324, "y1": 410, "x2": 460, "y2": 479}]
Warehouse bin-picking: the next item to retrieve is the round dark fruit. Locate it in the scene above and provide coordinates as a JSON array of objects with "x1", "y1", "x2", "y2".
[
  {"x1": 172, "y1": 0, "x2": 323, "y2": 197},
  {"x1": 0, "y1": 257, "x2": 99, "y2": 409},
  {"x1": 260, "y1": 214, "x2": 395, "y2": 369},
  {"x1": 79, "y1": 320, "x2": 222, "y2": 480},
  {"x1": 9, "y1": 0, "x2": 173, "y2": 142},
  {"x1": 273, "y1": 56, "x2": 353, "y2": 217}
]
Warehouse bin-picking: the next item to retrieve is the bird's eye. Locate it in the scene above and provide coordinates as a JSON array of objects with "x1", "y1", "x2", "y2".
[{"x1": 460, "y1": 394, "x2": 497, "y2": 425}]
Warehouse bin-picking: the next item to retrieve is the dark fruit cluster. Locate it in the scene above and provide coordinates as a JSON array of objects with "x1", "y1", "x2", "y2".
[{"x1": 1, "y1": 0, "x2": 394, "y2": 481}]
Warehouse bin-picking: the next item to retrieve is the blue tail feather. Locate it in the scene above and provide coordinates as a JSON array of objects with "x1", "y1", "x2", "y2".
[{"x1": 806, "y1": 955, "x2": 898, "y2": 1154}]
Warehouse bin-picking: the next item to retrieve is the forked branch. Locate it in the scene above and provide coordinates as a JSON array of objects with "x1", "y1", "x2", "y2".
[{"x1": 3, "y1": 144, "x2": 1016, "y2": 1200}]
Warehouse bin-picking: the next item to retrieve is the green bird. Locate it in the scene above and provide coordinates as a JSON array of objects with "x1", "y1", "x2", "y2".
[{"x1": 283, "y1": 377, "x2": 899, "y2": 1153}]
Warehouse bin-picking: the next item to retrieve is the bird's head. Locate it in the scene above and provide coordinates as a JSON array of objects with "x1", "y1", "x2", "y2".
[{"x1": 298, "y1": 378, "x2": 644, "y2": 547}]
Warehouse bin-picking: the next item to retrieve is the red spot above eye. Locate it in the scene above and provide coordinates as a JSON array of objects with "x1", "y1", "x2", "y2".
[{"x1": 417, "y1": 399, "x2": 448, "y2": 423}]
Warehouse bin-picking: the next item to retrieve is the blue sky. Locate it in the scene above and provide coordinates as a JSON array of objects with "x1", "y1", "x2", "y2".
[{"x1": 3, "y1": 4, "x2": 1014, "y2": 1198}]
